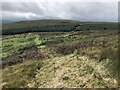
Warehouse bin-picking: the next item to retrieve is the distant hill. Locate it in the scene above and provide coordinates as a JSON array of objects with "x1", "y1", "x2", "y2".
[
  {"x1": 3, "y1": 19, "x2": 80, "y2": 29},
  {"x1": 2, "y1": 19, "x2": 118, "y2": 35},
  {"x1": 2, "y1": 19, "x2": 16, "y2": 24}
]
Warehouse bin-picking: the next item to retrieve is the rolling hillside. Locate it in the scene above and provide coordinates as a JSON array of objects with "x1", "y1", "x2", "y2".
[
  {"x1": 1, "y1": 20, "x2": 119, "y2": 88},
  {"x1": 2, "y1": 20, "x2": 118, "y2": 35}
]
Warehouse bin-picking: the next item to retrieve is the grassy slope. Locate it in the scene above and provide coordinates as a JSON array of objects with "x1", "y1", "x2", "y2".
[
  {"x1": 1, "y1": 30, "x2": 119, "y2": 88},
  {"x1": 2, "y1": 54, "x2": 117, "y2": 88}
]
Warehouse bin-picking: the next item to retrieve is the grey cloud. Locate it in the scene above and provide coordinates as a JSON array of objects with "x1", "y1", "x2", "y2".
[
  {"x1": 1, "y1": 1, "x2": 118, "y2": 22},
  {"x1": 2, "y1": 2, "x2": 45, "y2": 15}
]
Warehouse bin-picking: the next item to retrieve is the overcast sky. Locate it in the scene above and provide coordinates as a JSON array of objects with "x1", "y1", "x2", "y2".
[{"x1": 1, "y1": 0, "x2": 119, "y2": 22}]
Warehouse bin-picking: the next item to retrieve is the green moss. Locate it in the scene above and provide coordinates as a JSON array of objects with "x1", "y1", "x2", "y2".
[
  {"x1": 37, "y1": 45, "x2": 46, "y2": 49},
  {"x1": 0, "y1": 53, "x2": 8, "y2": 58},
  {"x1": 34, "y1": 35, "x2": 42, "y2": 45},
  {"x1": 34, "y1": 35, "x2": 47, "y2": 49}
]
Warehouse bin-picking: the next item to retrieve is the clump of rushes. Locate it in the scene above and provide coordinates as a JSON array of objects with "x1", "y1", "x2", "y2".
[{"x1": 99, "y1": 47, "x2": 118, "y2": 78}]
